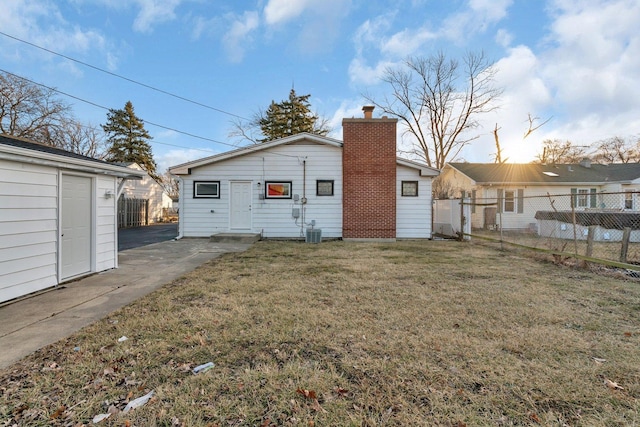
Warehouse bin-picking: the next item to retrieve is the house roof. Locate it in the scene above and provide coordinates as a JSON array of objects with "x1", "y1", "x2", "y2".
[
  {"x1": 169, "y1": 132, "x2": 439, "y2": 177},
  {"x1": 446, "y1": 162, "x2": 640, "y2": 185},
  {"x1": 0, "y1": 134, "x2": 145, "y2": 179}
]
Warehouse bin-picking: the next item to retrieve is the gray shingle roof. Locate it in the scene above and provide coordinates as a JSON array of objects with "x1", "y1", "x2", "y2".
[
  {"x1": 447, "y1": 162, "x2": 640, "y2": 184},
  {"x1": 0, "y1": 134, "x2": 111, "y2": 166}
]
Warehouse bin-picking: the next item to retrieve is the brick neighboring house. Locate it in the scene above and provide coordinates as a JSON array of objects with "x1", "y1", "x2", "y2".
[{"x1": 169, "y1": 106, "x2": 440, "y2": 240}]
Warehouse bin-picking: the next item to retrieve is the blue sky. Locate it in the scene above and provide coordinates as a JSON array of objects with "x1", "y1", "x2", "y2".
[{"x1": 1, "y1": 0, "x2": 639, "y2": 172}]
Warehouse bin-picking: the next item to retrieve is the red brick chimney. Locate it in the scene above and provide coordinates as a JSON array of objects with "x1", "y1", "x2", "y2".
[{"x1": 342, "y1": 106, "x2": 397, "y2": 240}]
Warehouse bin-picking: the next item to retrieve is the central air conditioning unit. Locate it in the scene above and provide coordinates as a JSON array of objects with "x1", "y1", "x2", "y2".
[{"x1": 305, "y1": 228, "x2": 322, "y2": 243}]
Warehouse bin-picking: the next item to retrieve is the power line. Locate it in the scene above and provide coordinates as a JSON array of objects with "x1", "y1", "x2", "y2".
[
  {"x1": 0, "y1": 69, "x2": 300, "y2": 159},
  {"x1": 0, "y1": 30, "x2": 250, "y2": 121}
]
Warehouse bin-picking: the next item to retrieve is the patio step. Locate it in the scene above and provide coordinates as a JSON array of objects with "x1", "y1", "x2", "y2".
[{"x1": 209, "y1": 233, "x2": 261, "y2": 244}]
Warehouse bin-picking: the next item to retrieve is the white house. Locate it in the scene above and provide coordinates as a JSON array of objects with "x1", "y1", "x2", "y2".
[
  {"x1": 0, "y1": 135, "x2": 145, "y2": 303},
  {"x1": 170, "y1": 106, "x2": 440, "y2": 241},
  {"x1": 117, "y1": 162, "x2": 174, "y2": 224},
  {"x1": 440, "y1": 161, "x2": 640, "y2": 240}
]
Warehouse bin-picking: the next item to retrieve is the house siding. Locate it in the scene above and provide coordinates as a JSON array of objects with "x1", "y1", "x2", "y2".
[
  {"x1": 96, "y1": 176, "x2": 118, "y2": 271},
  {"x1": 181, "y1": 142, "x2": 343, "y2": 238},
  {"x1": 396, "y1": 165, "x2": 433, "y2": 238},
  {"x1": 120, "y1": 163, "x2": 172, "y2": 223},
  {"x1": 0, "y1": 159, "x2": 58, "y2": 301}
]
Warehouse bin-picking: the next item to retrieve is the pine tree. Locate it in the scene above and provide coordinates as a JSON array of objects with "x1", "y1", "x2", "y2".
[
  {"x1": 103, "y1": 101, "x2": 158, "y2": 179},
  {"x1": 257, "y1": 89, "x2": 329, "y2": 142}
]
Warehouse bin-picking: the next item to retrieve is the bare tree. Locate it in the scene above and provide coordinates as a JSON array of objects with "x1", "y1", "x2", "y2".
[
  {"x1": 365, "y1": 51, "x2": 502, "y2": 169},
  {"x1": 0, "y1": 71, "x2": 107, "y2": 158},
  {"x1": 591, "y1": 136, "x2": 640, "y2": 164},
  {"x1": 492, "y1": 113, "x2": 551, "y2": 163},
  {"x1": 0, "y1": 71, "x2": 70, "y2": 141},
  {"x1": 534, "y1": 139, "x2": 587, "y2": 164},
  {"x1": 159, "y1": 170, "x2": 180, "y2": 200},
  {"x1": 35, "y1": 119, "x2": 107, "y2": 158}
]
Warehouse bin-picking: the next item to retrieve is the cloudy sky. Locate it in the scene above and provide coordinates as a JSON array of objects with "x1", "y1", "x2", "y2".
[{"x1": 1, "y1": 0, "x2": 638, "y2": 171}]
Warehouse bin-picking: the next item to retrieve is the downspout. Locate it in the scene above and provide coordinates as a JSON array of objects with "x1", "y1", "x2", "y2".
[
  {"x1": 175, "y1": 177, "x2": 184, "y2": 239},
  {"x1": 301, "y1": 159, "x2": 307, "y2": 236}
]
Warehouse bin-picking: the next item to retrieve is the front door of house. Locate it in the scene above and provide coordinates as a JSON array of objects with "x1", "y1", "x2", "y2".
[
  {"x1": 61, "y1": 174, "x2": 92, "y2": 279},
  {"x1": 230, "y1": 181, "x2": 252, "y2": 230}
]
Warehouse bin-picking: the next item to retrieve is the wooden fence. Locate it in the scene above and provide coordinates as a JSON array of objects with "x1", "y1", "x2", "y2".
[{"x1": 118, "y1": 197, "x2": 149, "y2": 228}]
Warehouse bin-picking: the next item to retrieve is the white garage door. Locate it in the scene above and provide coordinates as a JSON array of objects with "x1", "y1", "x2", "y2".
[{"x1": 61, "y1": 174, "x2": 92, "y2": 279}]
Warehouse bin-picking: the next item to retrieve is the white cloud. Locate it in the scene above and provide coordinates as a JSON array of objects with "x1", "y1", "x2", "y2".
[
  {"x1": 222, "y1": 11, "x2": 260, "y2": 63},
  {"x1": 158, "y1": 148, "x2": 218, "y2": 173},
  {"x1": 132, "y1": 0, "x2": 183, "y2": 33},
  {"x1": 495, "y1": 28, "x2": 513, "y2": 47},
  {"x1": 263, "y1": 0, "x2": 309, "y2": 26},
  {"x1": 442, "y1": 0, "x2": 513, "y2": 42},
  {"x1": 348, "y1": 57, "x2": 397, "y2": 86},
  {"x1": 381, "y1": 27, "x2": 437, "y2": 58}
]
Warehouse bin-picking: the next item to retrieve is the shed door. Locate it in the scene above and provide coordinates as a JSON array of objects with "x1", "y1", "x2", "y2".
[
  {"x1": 61, "y1": 174, "x2": 92, "y2": 279},
  {"x1": 230, "y1": 181, "x2": 252, "y2": 230}
]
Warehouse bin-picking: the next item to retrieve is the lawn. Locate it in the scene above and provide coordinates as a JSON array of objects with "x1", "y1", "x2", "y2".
[{"x1": 1, "y1": 240, "x2": 639, "y2": 426}]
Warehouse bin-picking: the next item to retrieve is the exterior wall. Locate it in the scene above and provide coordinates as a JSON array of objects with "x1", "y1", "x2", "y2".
[
  {"x1": 121, "y1": 164, "x2": 172, "y2": 223},
  {"x1": 180, "y1": 141, "x2": 343, "y2": 238},
  {"x1": 0, "y1": 158, "x2": 121, "y2": 303},
  {"x1": 342, "y1": 117, "x2": 397, "y2": 239},
  {"x1": 396, "y1": 165, "x2": 433, "y2": 238},
  {"x1": 96, "y1": 175, "x2": 118, "y2": 271},
  {"x1": 0, "y1": 159, "x2": 58, "y2": 301}
]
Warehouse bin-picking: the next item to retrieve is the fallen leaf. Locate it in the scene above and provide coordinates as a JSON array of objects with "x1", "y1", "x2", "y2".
[
  {"x1": 604, "y1": 378, "x2": 624, "y2": 390},
  {"x1": 529, "y1": 413, "x2": 541, "y2": 423},
  {"x1": 50, "y1": 406, "x2": 66, "y2": 419},
  {"x1": 591, "y1": 357, "x2": 606, "y2": 364},
  {"x1": 296, "y1": 388, "x2": 317, "y2": 400},
  {"x1": 624, "y1": 332, "x2": 632, "y2": 337},
  {"x1": 335, "y1": 387, "x2": 349, "y2": 397}
]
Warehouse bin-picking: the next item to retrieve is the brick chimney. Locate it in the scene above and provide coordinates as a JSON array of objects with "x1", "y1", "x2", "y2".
[{"x1": 342, "y1": 106, "x2": 397, "y2": 240}]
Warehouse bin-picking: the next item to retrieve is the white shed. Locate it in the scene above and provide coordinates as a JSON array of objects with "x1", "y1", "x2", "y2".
[{"x1": 0, "y1": 135, "x2": 145, "y2": 303}]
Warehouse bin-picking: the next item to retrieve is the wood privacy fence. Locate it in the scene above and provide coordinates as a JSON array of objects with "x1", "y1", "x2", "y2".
[{"x1": 118, "y1": 197, "x2": 149, "y2": 228}]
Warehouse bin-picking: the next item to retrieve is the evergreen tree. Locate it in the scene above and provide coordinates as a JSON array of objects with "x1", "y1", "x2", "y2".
[
  {"x1": 257, "y1": 89, "x2": 329, "y2": 142},
  {"x1": 103, "y1": 101, "x2": 158, "y2": 178}
]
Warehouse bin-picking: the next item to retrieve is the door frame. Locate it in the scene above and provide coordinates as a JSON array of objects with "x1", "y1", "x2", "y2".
[
  {"x1": 58, "y1": 171, "x2": 96, "y2": 282},
  {"x1": 229, "y1": 180, "x2": 252, "y2": 230}
]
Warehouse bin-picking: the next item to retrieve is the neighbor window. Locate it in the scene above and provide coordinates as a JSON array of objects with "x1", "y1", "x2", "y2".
[
  {"x1": 498, "y1": 189, "x2": 524, "y2": 214},
  {"x1": 503, "y1": 190, "x2": 515, "y2": 212},
  {"x1": 194, "y1": 181, "x2": 220, "y2": 198},
  {"x1": 571, "y1": 188, "x2": 596, "y2": 208},
  {"x1": 401, "y1": 181, "x2": 418, "y2": 197},
  {"x1": 625, "y1": 190, "x2": 635, "y2": 210},
  {"x1": 265, "y1": 181, "x2": 292, "y2": 199},
  {"x1": 316, "y1": 180, "x2": 334, "y2": 196}
]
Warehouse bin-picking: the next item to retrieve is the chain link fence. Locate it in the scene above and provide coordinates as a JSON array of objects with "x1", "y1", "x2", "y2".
[{"x1": 462, "y1": 191, "x2": 640, "y2": 269}]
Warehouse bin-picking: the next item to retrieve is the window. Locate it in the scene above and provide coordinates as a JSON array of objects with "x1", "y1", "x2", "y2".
[
  {"x1": 316, "y1": 180, "x2": 334, "y2": 196},
  {"x1": 265, "y1": 181, "x2": 292, "y2": 199},
  {"x1": 504, "y1": 190, "x2": 515, "y2": 212},
  {"x1": 625, "y1": 191, "x2": 634, "y2": 210},
  {"x1": 401, "y1": 181, "x2": 418, "y2": 197},
  {"x1": 571, "y1": 188, "x2": 597, "y2": 208},
  {"x1": 497, "y1": 189, "x2": 524, "y2": 214},
  {"x1": 194, "y1": 181, "x2": 220, "y2": 198}
]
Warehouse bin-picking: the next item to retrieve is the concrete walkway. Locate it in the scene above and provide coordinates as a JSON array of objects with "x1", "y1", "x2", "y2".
[{"x1": 0, "y1": 238, "x2": 252, "y2": 369}]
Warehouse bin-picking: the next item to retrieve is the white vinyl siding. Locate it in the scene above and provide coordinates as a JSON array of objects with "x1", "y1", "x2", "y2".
[
  {"x1": 0, "y1": 159, "x2": 58, "y2": 301},
  {"x1": 181, "y1": 141, "x2": 343, "y2": 238},
  {"x1": 120, "y1": 163, "x2": 172, "y2": 223},
  {"x1": 396, "y1": 165, "x2": 433, "y2": 238},
  {"x1": 96, "y1": 176, "x2": 118, "y2": 271}
]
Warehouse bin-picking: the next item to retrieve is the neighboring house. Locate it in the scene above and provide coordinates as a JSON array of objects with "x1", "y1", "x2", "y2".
[
  {"x1": 169, "y1": 106, "x2": 440, "y2": 241},
  {"x1": 0, "y1": 134, "x2": 145, "y2": 303},
  {"x1": 116, "y1": 162, "x2": 174, "y2": 224},
  {"x1": 441, "y1": 161, "x2": 640, "y2": 233}
]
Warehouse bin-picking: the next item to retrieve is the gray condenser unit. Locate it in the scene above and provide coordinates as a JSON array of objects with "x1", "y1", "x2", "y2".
[{"x1": 305, "y1": 228, "x2": 322, "y2": 243}]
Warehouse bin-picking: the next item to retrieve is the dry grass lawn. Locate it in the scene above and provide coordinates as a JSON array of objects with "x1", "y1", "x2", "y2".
[{"x1": 1, "y1": 240, "x2": 640, "y2": 426}]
